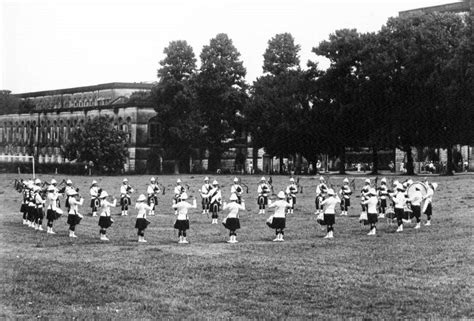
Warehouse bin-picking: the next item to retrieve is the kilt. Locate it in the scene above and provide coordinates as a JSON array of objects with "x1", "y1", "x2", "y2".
[
  {"x1": 324, "y1": 213, "x2": 335, "y2": 225},
  {"x1": 287, "y1": 196, "x2": 296, "y2": 208},
  {"x1": 46, "y1": 209, "x2": 62, "y2": 221},
  {"x1": 267, "y1": 217, "x2": 285, "y2": 229},
  {"x1": 424, "y1": 203, "x2": 432, "y2": 216},
  {"x1": 367, "y1": 213, "x2": 378, "y2": 224},
  {"x1": 340, "y1": 198, "x2": 350, "y2": 210},
  {"x1": 67, "y1": 214, "x2": 82, "y2": 225},
  {"x1": 315, "y1": 195, "x2": 324, "y2": 210},
  {"x1": 174, "y1": 219, "x2": 189, "y2": 231},
  {"x1": 380, "y1": 199, "x2": 387, "y2": 208},
  {"x1": 27, "y1": 206, "x2": 36, "y2": 221},
  {"x1": 202, "y1": 197, "x2": 210, "y2": 207},
  {"x1": 411, "y1": 205, "x2": 421, "y2": 219},
  {"x1": 90, "y1": 198, "x2": 100, "y2": 210},
  {"x1": 120, "y1": 196, "x2": 131, "y2": 207},
  {"x1": 35, "y1": 208, "x2": 44, "y2": 220},
  {"x1": 135, "y1": 218, "x2": 150, "y2": 230},
  {"x1": 20, "y1": 203, "x2": 27, "y2": 213},
  {"x1": 395, "y1": 208, "x2": 404, "y2": 221},
  {"x1": 223, "y1": 217, "x2": 240, "y2": 230},
  {"x1": 98, "y1": 216, "x2": 113, "y2": 229},
  {"x1": 258, "y1": 195, "x2": 268, "y2": 206},
  {"x1": 147, "y1": 195, "x2": 158, "y2": 207}
]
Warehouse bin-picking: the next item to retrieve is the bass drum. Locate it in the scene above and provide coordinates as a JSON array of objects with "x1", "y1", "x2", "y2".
[{"x1": 406, "y1": 181, "x2": 428, "y2": 199}]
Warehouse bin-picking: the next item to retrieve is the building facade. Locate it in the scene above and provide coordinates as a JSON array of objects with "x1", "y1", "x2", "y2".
[{"x1": 0, "y1": 83, "x2": 156, "y2": 173}]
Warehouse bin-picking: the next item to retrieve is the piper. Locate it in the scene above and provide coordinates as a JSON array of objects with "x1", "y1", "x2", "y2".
[
  {"x1": 147, "y1": 177, "x2": 160, "y2": 216},
  {"x1": 339, "y1": 178, "x2": 352, "y2": 216},
  {"x1": 257, "y1": 177, "x2": 271, "y2": 214},
  {"x1": 120, "y1": 178, "x2": 134, "y2": 216},
  {"x1": 90, "y1": 180, "x2": 101, "y2": 217},
  {"x1": 208, "y1": 180, "x2": 222, "y2": 224},
  {"x1": 285, "y1": 177, "x2": 298, "y2": 214},
  {"x1": 200, "y1": 177, "x2": 212, "y2": 215},
  {"x1": 230, "y1": 177, "x2": 243, "y2": 204}
]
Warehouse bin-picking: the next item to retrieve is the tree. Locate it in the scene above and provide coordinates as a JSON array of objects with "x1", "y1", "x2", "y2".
[
  {"x1": 0, "y1": 90, "x2": 20, "y2": 114},
  {"x1": 152, "y1": 40, "x2": 201, "y2": 174},
  {"x1": 377, "y1": 13, "x2": 470, "y2": 175},
  {"x1": 62, "y1": 116, "x2": 129, "y2": 173},
  {"x1": 194, "y1": 33, "x2": 248, "y2": 172},
  {"x1": 246, "y1": 33, "x2": 318, "y2": 174},
  {"x1": 312, "y1": 29, "x2": 365, "y2": 174},
  {"x1": 263, "y1": 33, "x2": 301, "y2": 76}
]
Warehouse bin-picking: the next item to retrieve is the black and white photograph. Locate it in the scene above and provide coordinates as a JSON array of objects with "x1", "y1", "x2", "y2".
[{"x1": 0, "y1": 0, "x2": 473, "y2": 319}]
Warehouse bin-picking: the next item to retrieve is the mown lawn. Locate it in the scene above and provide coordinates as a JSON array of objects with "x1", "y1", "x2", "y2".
[{"x1": 0, "y1": 173, "x2": 472, "y2": 319}]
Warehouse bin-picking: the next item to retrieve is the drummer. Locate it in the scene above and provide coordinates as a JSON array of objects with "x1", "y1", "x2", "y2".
[
  {"x1": 409, "y1": 185, "x2": 423, "y2": 229},
  {"x1": 422, "y1": 181, "x2": 437, "y2": 226}
]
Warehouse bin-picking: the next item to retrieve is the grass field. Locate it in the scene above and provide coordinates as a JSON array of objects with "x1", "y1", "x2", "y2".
[{"x1": 0, "y1": 173, "x2": 473, "y2": 319}]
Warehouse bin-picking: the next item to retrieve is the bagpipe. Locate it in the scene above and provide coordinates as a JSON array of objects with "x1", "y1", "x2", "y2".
[
  {"x1": 237, "y1": 178, "x2": 249, "y2": 194},
  {"x1": 296, "y1": 177, "x2": 303, "y2": 194},
  {"x1": 159, "y1": 183, "x2": 166, "y2": 195},
  {"x1": 13, "y1": 178, "x2": 26, "y2": 193}
]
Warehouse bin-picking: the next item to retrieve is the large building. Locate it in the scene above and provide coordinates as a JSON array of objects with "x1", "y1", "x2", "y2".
[
  {"x1": 399, "y1": 0, "x2": 474, "y2": 17},
  {"x1": 399, "y1": 0, "x2": 473, "y2": 17},
  {"x1": 0, "y1": 83, "x2": 157, "y2": 172}
]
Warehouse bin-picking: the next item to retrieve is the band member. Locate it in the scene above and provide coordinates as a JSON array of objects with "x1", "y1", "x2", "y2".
[
  {"x1": 98, "y1": 191, "x2": 116, "y2": 241},
  {"x1": 208, "y1": 180, "x2": 222, "y2": 224},
  {"x1": 200, "y1": 177, "x2": 212, "y2": 215},
  {"x1": 339, "y1": 178, "x2": 352, "y2": 216},
  {"x1": 257, "y1": 177, "x2": 271, "y2": 214},
  {"x1": 64, "y1": 179, "x2": 76, "y2": 212},
  {"x1": 147, "y1": 177, "x2": 160, "y2": 216},
  {"x1": 222, "y1": 194, "x2": 245, "y2": 243},
  {"x1": 20, "y1": 180, "x2": 30, "y2": 225},
  {"x1": 90, "y1": 180, "x2": 101, "y2": 217},
  {"x1": 49, "y1": 179, "x2": 61, "y2": 208},
  {"x1": 403, "y1": 180, "x2": 414, "y2": 223},
  {"x1": 362, "y1": 188, "x2": 378, "y2": 235},
  {"x1": 391, "y1": 183, "x2": 407, "y2": 232},
  {"x1": 315, "y1": 176, "x2": 328, "y2": 215},
  {"x1": 377, "y1": 178, "x2": 389, "y2": 218},
  {"x1": 230, "y1": 177, "x2": 243, "y2": 204},
  {"x1": 360, "y1": 178, "x2": 371, "y2": 216},
  {"x1": 172, "y1": 193, "x2": 197, "y2": 244},
  {"x1": 285, "y1": 177, "x2": 298, "y2": 214},
  {"x1": 422, "y1": 181, "x2": 437, "y2": 226},
  {"x1": 409, "y1": 185, "x2": 423, "y2": 229},
  {"x1": 135, "y1": 194, "x2": 152, "y2": 243},
  {"x1": 266, "y1": 191, "x2": 291, "y2": 241},
  {"x1": 46, "y1": 185, "x2": 63, "y2": 234},
  {"x1": 120, "y1": 178, "x2": 134, "y2": 216},
  {"x1": 67, "y1": 190, "x2": 84, "y2": 238},
  {"x1": 320, "y1": 188, "x2": 341, "y2": 238},
  {"x1": 26, "y1": 181, "x2": 36, "y2": 228},
  {"x1": 33, "y1": 179, "x2": 45, "y2": 231},
  {"x1": 173, "y1": 179, "x2": 186, "y2": 215}
]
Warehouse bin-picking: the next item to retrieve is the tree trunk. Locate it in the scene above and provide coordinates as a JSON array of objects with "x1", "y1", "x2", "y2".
[
  {"x1": 279, "y1": 156, "x2": 284, "y2": 174},
  {"x1": 446, "y1": 146, "x2": 454, "y2": 175},
  {"x1": 371, "y1": 146, "x2": 379, "y2": 175},
  {"x1": 252, "y1": 146, "x2": 258, "y2": 174},
  {"x1": 338, "y1": 147, "x2": 346, "y2": 175},
  {"x1": 208, "y1": 148, "x2": 222, "y2": 173},
  {"x1": 404, "y1": 145, "x2": 415, "y2": 175},
  {"x1": 173, "y1": 159, "x2": 180, "y2": 175}
]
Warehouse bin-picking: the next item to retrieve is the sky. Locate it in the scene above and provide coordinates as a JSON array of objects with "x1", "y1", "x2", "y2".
[{"x1": 1, "y1": 0, "x2": 456, "y2": 94}]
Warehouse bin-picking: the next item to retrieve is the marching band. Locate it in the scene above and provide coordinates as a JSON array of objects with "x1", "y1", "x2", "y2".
[{"x1": 13, "y1": 175, "x2": 437, "y2": 244}]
